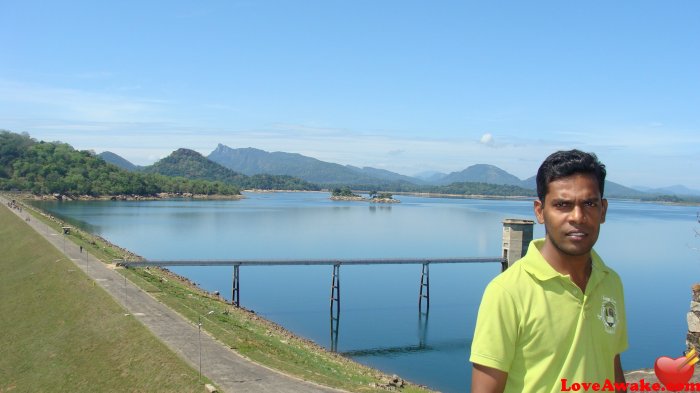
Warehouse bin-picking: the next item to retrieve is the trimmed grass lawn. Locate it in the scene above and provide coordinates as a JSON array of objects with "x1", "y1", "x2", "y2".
[{"x1": 0, "y1": 204, "x2": 208, "y2": 392}]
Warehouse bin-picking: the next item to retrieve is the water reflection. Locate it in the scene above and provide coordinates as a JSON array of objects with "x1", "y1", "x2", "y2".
[
  {"x1": 333, "y1": 305, "x2": 434, "y2": 356},
  {"x1": 369, "y1": 205, "x2": 393, "y2": 213},
  {"x1": 338, "y1": 310, "x2": 465, "y2": 357},
  {"x1": 341, "y1": 339, "x2": 466, "y2": 357},
  {"x1": 418, "y1": 308, "x2": 429, "y2": 348}
]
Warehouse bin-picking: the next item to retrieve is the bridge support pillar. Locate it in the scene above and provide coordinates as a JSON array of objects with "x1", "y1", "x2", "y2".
[
  {"x1": 330, "y1": 264, "x2": 340, "y2": 316},
  {"x1": 330, "y1": 264, "x2": 340, "y2": 351},
  {"x1": 502, "y1": 219, "x2": 535, "y2": 270},
  {"x1": 419, "y1": 262, "x2": 430, "y2": 312},
  {"x1": 232, "y1": 265, "x2": 240, "y2": 307}
]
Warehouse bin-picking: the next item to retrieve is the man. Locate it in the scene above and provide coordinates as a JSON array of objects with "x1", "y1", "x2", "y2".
[{"x1": 470, "y1": 150, "x2": 627, "y2": 393}]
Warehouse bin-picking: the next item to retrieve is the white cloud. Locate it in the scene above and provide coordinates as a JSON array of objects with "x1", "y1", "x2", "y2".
[{"x1": 479, "y1": 133, "x2": 494, "y2": 146}]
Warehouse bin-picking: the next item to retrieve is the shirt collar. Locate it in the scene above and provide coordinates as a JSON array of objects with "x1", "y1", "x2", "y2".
[{"x1": 520, "y1": 238, "x2": 610, "y2": 282}]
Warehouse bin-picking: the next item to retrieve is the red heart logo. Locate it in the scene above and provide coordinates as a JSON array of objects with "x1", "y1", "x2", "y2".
[{"x1": 654, "y1": 356, "x2": 695, "y2": 391}]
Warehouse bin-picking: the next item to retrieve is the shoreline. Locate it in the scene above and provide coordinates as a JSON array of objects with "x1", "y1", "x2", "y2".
[
  {"x1": 10, "y1": 189, "x2": 698, "y2": 206},
  {"x1": 37, "y1": 192, "x2": 244, "y2": 201},
  {"x1": 392, "y1": 191, "x2": 535, "y2": 200},
  {"x1": 242, "y1": 189, "x2": 326, "y2": 193}
]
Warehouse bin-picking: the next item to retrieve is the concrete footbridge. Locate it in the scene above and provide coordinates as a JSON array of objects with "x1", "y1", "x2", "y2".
[{"x1": 117, "y1": 219, "x2": 534, "y2": 317}]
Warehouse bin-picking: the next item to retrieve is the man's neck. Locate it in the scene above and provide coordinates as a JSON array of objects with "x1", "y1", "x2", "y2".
[{"x1": 539, "y1": 240, "x2": 592, "y2": 292}]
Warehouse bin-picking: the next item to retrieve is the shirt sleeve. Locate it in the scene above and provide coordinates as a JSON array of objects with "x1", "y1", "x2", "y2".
[{"x1": 470, "y1": 279, "x2": 520, "y2": 373}]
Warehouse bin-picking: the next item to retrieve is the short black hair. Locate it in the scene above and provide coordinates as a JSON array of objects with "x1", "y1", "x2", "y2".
[{"x1": 536, "y1": 150, "x2": 606, "y2": 201}]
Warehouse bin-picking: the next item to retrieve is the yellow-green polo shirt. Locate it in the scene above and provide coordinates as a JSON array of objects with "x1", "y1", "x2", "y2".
[{"x1": 470, "y1": 239, "x2": 628, "y2": 393}]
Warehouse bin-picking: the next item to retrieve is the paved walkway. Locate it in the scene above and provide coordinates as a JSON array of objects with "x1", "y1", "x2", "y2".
[{"x1": 3, "y1": 197, "x2": 345, "y2": 393}]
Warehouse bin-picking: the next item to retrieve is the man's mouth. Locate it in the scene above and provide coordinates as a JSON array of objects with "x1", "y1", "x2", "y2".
[{"x1": 566, "y1": 231, "x2": 587, "y2": 239}]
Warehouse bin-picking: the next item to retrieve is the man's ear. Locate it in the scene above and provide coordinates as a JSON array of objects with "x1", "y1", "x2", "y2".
[
  {"x1": 601, "y1": 198, "x2": 608, "y2": 223},
  {"x1": 534, "y1": 199, "x2": 545, "y2": 224}
]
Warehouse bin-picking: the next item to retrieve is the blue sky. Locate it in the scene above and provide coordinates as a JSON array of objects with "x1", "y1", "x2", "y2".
[{"x1": 2, "y1": 1, "x2": 699, "y2": 188}]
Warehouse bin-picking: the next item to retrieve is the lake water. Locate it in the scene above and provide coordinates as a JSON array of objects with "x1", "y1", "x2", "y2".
[{"x1": 33, "y1": 192, "x2": 700, "y2": 393}]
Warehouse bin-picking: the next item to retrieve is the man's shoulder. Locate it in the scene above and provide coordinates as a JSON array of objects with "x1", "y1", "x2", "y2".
[
  {"x1": 605, "y1": 265, "x2": 623, "y2": 281},
  {"x1": 492, "y1": 245, "x2": 544, "y2": 284},
  {"x1": 485, "y1": 258, "x2": 535, "y2": 296},
  {"x1": 594, "y1": 252, "x2": 625, "y2": 286},
  {"x1": 602, "y1": 266, "x2": 625, "y2": 293}
]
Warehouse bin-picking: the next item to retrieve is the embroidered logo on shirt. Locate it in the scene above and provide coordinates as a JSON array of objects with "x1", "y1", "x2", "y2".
[{"x1": 598, "y1": 296, "x2": 618, "y2": 334}]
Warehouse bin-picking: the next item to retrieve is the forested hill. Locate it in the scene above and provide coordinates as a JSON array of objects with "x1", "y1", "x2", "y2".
[
  {"x1": 0, "y1": 131, "x2": 239, "y2": 196},
  {"x1": 143, "y1": 148, "x2": 248, "y2": 182},
  {"x1": 143, "y1": 148, "x2": 320, "y2": 191}
]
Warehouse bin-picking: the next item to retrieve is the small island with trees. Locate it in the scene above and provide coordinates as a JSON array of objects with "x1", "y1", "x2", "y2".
[{"x1": 330, "y1": 186, "x2": 399, "y2": 203}]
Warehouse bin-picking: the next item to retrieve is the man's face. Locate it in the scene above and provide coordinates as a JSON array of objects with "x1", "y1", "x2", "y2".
[{"x1": 534, "y1": 173, "x2": 608, "y2": 258}]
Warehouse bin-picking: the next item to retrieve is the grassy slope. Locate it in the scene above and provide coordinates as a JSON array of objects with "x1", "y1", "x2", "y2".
[{"x1": 0, "y1": 204, "x2": 208, "y2": 392}]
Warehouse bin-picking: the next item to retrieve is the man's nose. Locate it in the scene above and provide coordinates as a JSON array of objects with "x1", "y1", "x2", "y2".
[{"x1": 570, "y1": 205, "x2": 584, "y2": 223}]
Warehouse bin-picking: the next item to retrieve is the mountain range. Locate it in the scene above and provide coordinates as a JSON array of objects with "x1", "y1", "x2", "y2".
[
  {"x1": 207, "y1": 144, "x2": 419, "y2": 186},
  {"x1": 633, "y1": 184, "x2": 700, "y2": 197},
  {"x1": 99, "y1": 144, "x2": 694, "y2": 198}
]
